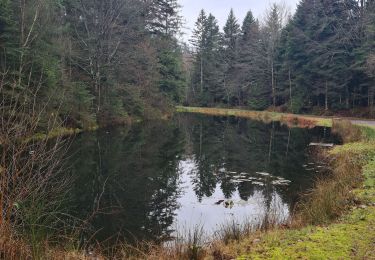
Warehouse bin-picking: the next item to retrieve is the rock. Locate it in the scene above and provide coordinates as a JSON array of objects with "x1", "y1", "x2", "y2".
[{"x1": 253, "y1": 239, "x2": 261, "y2": 244}]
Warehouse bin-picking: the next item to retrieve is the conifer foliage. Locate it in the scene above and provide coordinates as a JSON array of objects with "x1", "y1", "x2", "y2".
[
  {"x1": 188, "y1": 1, "x2": 375, "y2": 116},
  {"x1": 0, "y1": 0, "x2": 187, "y2": 129}
]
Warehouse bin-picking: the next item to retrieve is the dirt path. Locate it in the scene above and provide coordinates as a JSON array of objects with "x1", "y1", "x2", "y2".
[
  {"x1": 350, "y1": 119, "x2": 375, "y2": 127},
  {"x1": 177, "y1": 106, "x2": 375, "y2": 128}
]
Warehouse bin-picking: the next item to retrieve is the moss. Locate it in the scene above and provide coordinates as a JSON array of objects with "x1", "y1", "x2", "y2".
[
  {"x1": 25, "y1": 127, "x2": 83, "y2": 142},
  {"x1": 230, "y1": 207, "x2": 375, "y2": 260}
]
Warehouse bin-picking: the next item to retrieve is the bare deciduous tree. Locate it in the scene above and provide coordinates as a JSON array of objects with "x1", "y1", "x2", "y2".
[{"x1": 262, "y1": 2, "x2": 291, "y2": 108}]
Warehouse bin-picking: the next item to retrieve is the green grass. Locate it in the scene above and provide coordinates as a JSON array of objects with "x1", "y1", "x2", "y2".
[{"x1": 230, "y1": 208, "x2": 375, "y2": 259}]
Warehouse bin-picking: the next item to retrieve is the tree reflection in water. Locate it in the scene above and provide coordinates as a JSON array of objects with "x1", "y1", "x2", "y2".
[{"x1": 67, "y1": 114, "x2": 338, "y2": 244}]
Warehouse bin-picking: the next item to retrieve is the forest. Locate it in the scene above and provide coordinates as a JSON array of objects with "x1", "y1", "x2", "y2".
[
  {"x1": 0, "y1": 0, "x2": 186, "y2": 131},
  {"x1": 1, "y1": 0, "x2": 375, "y2": 133},
  {"x1": 187, "y1": 0, "x2": 375, "y2": 117}
]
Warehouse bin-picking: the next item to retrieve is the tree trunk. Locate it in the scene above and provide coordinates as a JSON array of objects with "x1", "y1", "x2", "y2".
[
  {"x1": 289, "y1": 67, "x2": 293, "y2": 110},
  {"x1": 286, "y1": 129, "x2": 291, "y2": 157},
  {"x1": 345, "y1": 85, "x2": 350, "y2": 109},
  {"x1": 268, "y1": 122, "x2": 275, "y2": 163},
  {"x1": 271, "y1": 61, "x2": 276, "y2": 108},
  {"x1": 199, "y1": 122, "x2": 203, "y2": 157},
  {"x1": 369, "y1": 87, "x2": 374, "y2": 116},
  {"x1": 325, "y1": 81, "x2": 328, "y2": 111},
  {"x1": 200, "y1": 55, "x2": 203, "y2": 94}
]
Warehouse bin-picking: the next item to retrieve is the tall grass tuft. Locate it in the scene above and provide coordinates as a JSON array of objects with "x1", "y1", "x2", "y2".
[
  {"x1": 216, "y1": 220, "x2": 244, "y2": 244},
  {"x1": 294, "y1": 143, "x2": 365, "y2": 225},
  {"x1": 332, "y1": 119, "x2": 362, "y2": 143}
]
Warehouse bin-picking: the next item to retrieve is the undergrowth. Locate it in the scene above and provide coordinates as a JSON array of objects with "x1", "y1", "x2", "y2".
[{"x1": 2, "y1": 109, "x2": 375, "y2": 259}]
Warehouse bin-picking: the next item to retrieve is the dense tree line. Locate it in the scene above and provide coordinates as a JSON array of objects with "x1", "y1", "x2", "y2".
[
  {"x1": 187, "y1": 0, "x2": 375, "y2": 116},
  {"x1": 0, "y1": 0, "x2": 187, "y2": 130},
  {"x1": 2, "y1": 0, "x2": 375, "y2": 131}
]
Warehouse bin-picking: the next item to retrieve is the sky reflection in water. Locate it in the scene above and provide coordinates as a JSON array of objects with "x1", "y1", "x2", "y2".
[{"x1": 68, "y1": 114, "x2": 338, "y2": 243}]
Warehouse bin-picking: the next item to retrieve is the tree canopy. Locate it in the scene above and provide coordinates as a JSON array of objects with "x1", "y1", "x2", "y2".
[{"x1": 187, "y1": 1, "x2": 375, "y2": 117}]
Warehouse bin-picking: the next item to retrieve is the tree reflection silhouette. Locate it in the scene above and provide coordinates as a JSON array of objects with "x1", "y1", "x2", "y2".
[{"x1": 66, "y1": 114, "x2": 338, "y2": 244}]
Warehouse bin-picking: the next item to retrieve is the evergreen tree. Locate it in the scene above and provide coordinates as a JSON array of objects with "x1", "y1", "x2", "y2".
[
  {"x1": 146, "y1": 0, "x2": 186, "y2": 105},
  {"x1": 190, "y1": 11, "x2": 223, "y2": 105},
  {"x1": 147, "y1": 0, "x2": 182, "y2": 36},
  {"x1": 222, "y1": 9, "x2": 241, "y2": 105},
  {"x1": 223, "y1": 9, "x2": 240, "y2": 66},
  {"x1": 264, "y1": 3, "x2": 284, "y2": 108},
  {"x1": 158, "y1": 41, "x2": 186, "y2": 103},
  {"x1": 234, "y1": 11, "x2": 264, "y2": 107},
  {"x1": 355, "y1": 0, "x2": 375, "y2": 113},
  {"x1": 277, "y1": 0, "x2": 360, "y2": 112},
  {"x1": 204, "y1": 14, "x2": 225, "y2": 104},
  {"x1": 190, "y1": 9, "x2": 207, "y2": 96}
]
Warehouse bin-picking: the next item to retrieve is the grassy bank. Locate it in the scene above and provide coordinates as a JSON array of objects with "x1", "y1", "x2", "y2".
[
  {"x1": 177, "y1": 106, "x2": 333, "y2": 128},
  {"x1": 210, "y1": 140, "x2": 375, "y2": 259}
]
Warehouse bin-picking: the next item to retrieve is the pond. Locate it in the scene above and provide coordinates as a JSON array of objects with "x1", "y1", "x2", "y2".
[{"x1": 67, "y1": 114, "x2": 339, "y2": 244}]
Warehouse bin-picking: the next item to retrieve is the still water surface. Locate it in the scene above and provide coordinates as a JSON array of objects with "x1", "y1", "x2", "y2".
[{"x1": 68, "y1": 114, "x2": 338, "y2": 243}]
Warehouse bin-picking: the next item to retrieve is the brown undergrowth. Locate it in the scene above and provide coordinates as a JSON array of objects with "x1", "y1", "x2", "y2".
[
  {"x1": 0, "y1": 228, "x2": 31, "y2": 260},
  {"x1": 1, "y1": 110, "x2": 373, "y2": 259},
  {"x1": 293, "y1": 120, "x2": 369, "y2": 225},
  {"x1": 281, "y1": 115, "x2": 318, "y2": 128},
  {"x1": 332, "y1": 119, "x2": 363, "y2": 143}
]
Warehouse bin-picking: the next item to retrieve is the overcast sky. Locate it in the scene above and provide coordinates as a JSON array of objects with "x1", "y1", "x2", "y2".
[{"x1": 179, "y1": 0, "x2": 301, "y2": 42}]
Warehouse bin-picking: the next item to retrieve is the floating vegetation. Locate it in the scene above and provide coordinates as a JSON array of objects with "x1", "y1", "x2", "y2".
[
  {"x1": 302, "y1": 163, "x2": 328, "y2": 173},
  {"x1": 256, "y1": 172, "x2": 271, "y2": 176},
  {"x1": 223, "y1": 170, "x2": 292, "y2": 187},
  {"x1": 252, "y1": 181, "x2": 265, "y2": 186},
  {"x1": 272, "y1": 180, "x2": 291, "y2": 186}
]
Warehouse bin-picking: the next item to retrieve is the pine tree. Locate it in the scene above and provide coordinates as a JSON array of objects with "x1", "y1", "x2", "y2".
[
  {"x1": 190, "y1": 9, "x2": 207, "y2": 96},
  {"x1": 241, "y1": 11, "x2": 256, "y2": 43},
  {"x1": 277, "y1": 0, "x2": 360, "y2": 112},
  {"x1": 234, "y1": 11, "x2": 263, "y2": 107},
  {"x1": 222, "y1": 9, "x2": 241, "y2": 105},
  {"x1": 147, "y1": 0, "x2": 182, "y2": 36},
  {"x1": 264, "y1": 3, "x2": 284, "y2": 108},
  {"x1": 190, "y1": 11, "x2": 223, "y2": 105},
  {"x1": 158, "y1": 41, "x2": 186, "y2": 103},
  {"x1": 204, "y1": 14, "x2": 225, "y2": 104},
  {"x1": 223, "y1": 9, "x2": 240, "y2": 67}
]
